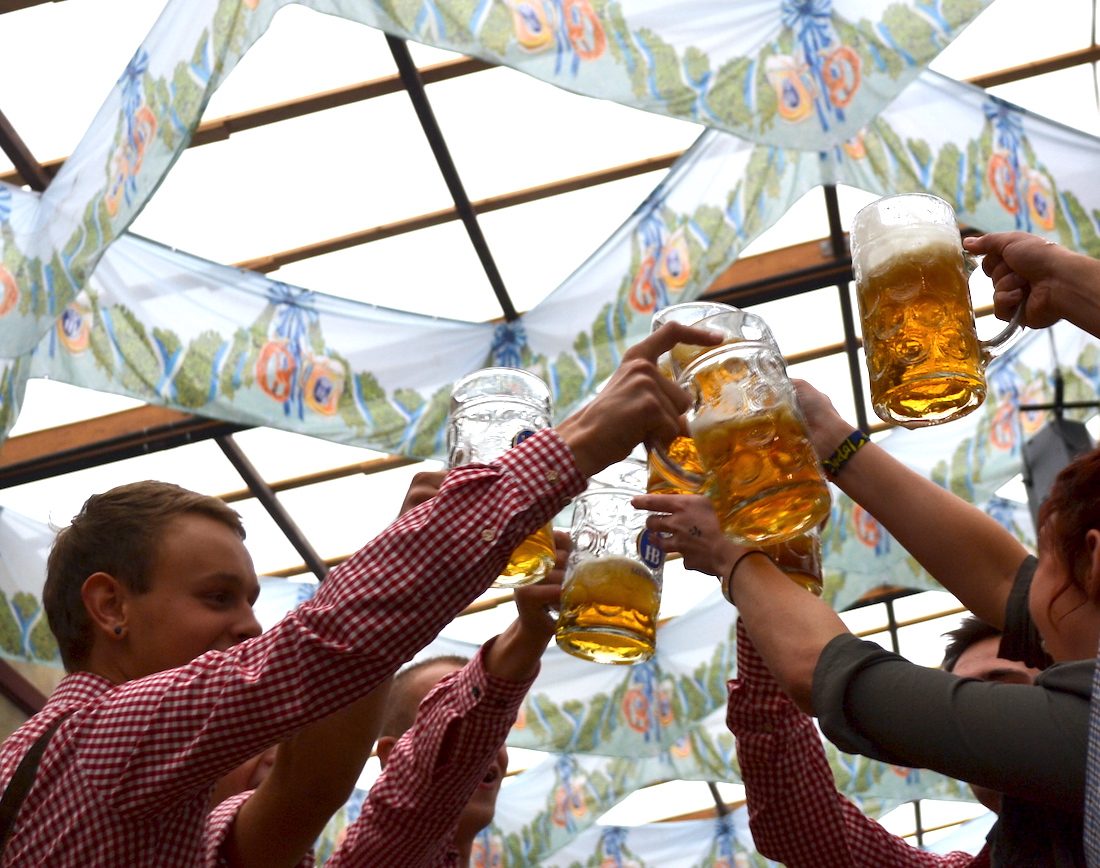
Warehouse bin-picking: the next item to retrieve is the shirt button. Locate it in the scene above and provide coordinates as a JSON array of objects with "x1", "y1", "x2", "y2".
[
  {"x1": 481, "y1": 528, "x2": 497, "y2": 542},
  {"x1": 471, "y1": 686, "x2": 481, "y2": 699},
  {"x1": 545, "y1": 469, "x2": 560, "y2": 484}
]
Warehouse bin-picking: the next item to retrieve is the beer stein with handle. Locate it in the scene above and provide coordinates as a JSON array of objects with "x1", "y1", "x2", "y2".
[
  {"x1": 556, "y1": 462, "x2": 665, "y2": 665},
  {"x1": 448, "y1": 367, "x2": 556, "y2": 588},
  {"x1": 647, "y1": 302, "x2": 770, "y2": 496},
  {"x1": 850, "y1": 193, "x2": 1025, "y2": 428},
  {"x1": 651, "y1": 310, "x2": 831, "y2": 546}
]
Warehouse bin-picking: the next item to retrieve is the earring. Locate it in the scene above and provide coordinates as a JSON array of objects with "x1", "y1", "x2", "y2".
[{"x1": 114, "y1": 626, "x2": 123, "y2": 636}]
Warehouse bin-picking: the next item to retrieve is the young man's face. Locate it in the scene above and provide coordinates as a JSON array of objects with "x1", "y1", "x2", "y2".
[{"x1": 123, "y1": 513, "x2": 261, "y2": 679}]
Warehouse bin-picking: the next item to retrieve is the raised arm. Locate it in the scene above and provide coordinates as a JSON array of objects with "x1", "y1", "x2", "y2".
[
  {"x1": 80, "y1": 321, "x2": 719, "y2": 818},
  {"x1": 794, "y1": 380, "x2": 1027, "y2": 628},
  {"x1": 324, "y1": 543, "x2": 568, "y2": 868},
  {"x1": 729, "y1": 621, "x2": 985, "y2": 868},
  {"x1": 634, "y1": 492, "x2": 845, "y2": 710},
  {"x1": 213, "y1": 680, "x2": 393, "y2": 868}
]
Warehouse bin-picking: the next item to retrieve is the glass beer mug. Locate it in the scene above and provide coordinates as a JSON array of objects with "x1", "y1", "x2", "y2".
[
  {"x1": 556, "y1": 469, "x2": 665, "y2": 665},
  {"x1": 850, "y1": 193, "x2": 1024, "y2": 428},
  {"x1": 647, "y1": 302, "x2": 767, "y2": 496},
  {"x1": 652, "y1": 311, "x2": 831, "y2": 546},
  {"x1": 448, "y1": 367, "x2": 557, "y2": 588}
]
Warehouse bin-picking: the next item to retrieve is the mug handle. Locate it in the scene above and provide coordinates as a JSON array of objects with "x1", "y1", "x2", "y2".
[
  {"x1": 965, "y1": 251, "x2": 1027, "y2": 362},
  {"x1": 644, "y1": 436, "x2": 709, "y2": 494}
]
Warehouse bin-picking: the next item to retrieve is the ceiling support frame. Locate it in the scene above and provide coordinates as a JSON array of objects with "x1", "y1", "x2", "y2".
[
  {"x1": 214, "y1": 434, "x2": 329, "y2": 581},
  {"x1": 0, "y1": 106, "x2": 49, "y2": 191},
  {"x1": 386, "y1": 35, "x2": 519, "y2": 322}
]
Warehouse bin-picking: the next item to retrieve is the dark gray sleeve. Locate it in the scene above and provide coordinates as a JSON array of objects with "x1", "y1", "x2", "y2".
[
  {"x1": 812, "y1": 633, "x2": 1087, "y2": 812},
  {"x1": 998, "y1": 555, "x2": 1054, "y2": 670}
]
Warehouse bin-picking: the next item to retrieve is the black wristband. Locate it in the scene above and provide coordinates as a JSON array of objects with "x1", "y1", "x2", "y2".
[
  {"x1": 822, "y1": 429, "x2": 870, "y2": 477},
  {"x1": 720, "y1": 550, "x2": 773, "y2": 605}
]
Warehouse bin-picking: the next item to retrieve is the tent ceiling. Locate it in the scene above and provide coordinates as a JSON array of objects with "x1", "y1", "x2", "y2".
[{"x1": 1, "y1": 0, "x2": 1099, "y2": 830}]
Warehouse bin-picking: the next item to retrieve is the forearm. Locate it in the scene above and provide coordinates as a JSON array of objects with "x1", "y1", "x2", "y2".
[
  {"x1": 729, "y1": 553, "x2": 847, "y2": 712},
  {"x1": 824, "y1": 438, "x2": 1025, "y2": 628},
  {"x1": 483, "y1": 619, "x2": 551, "y2": 683},
  {"x1": 1046, "y1": 245, "x2": 1100, "y2": 336},
  {"x1": 327, "y1": 649, "x2": 531, "y2": 868},
  {"x1": 222, "y1": 680, "x2": 394, "y2": 868}
]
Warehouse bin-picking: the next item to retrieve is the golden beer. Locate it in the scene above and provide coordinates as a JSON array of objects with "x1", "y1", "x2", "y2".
[
  {"x1": 556, "y1": 555, "x2": 660, "y2": 664},
  {"x1": 647, "y1": 435, "x2": 705, "y2": 495},
  {"x1": 857, "y1": 226, "x2": 984, "y2": 426},
  {"x1": 851, "y1": 194, "x2": 1023, "y2": 428},
  {"x1": 762, "y1": 528, "x2": 824, "y2": 596},
  {"x1": 691, "y1": 392, "x2": 831, "y2": 545},
  {"x1": 495, "y1": 522, "x2": 556, "y2": 588},
  {"x1": 648, "y1": 345, "x2": 710, "y2": 495}
]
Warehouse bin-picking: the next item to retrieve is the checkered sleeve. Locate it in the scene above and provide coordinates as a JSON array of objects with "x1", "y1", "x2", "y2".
[
  {"x1": 324, "y1": 641, "x2": 533, "y2": 868},
  {"x1": 204, "y1": 792, "x2": 316, "y2": 868},
  {"x1": 729, "y1": 620, "x2": 985, "y2": 868},
  {"x1": 70, "y1": 429, "x2": 584, "y2": 819}
]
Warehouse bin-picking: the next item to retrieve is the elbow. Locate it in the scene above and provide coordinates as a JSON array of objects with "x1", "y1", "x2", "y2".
[{"x1": 774, "y1": 664, "x2": 817, "y2": 716}]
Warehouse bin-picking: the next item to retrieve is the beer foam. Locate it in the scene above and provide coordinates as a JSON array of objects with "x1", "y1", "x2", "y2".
[
  {"x1": 571, "y1": 554, "x2": 652, "y2": 580},
  {"x1": 858, "y1": 222, "x2": 961, "y2": 277}
]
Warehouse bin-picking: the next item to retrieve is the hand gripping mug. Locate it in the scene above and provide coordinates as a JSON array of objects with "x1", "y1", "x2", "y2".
[
  {"x1": 448, "y1": 367, "x2": 557, "y2": 588},
  {"x1": 556, "y1": 465, "x2": 665, "y2": 665},
  {"x1": 850, "y1": 193, "x2": 1025, "y2": 428},
  {"x1": 650, "y1": 310, "x2": 831, "y2": 546},
  {"x1": 646, "y1": 303, "x2": 772, "y2": 496}
]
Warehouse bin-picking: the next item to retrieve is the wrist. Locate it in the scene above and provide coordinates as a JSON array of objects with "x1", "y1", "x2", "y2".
[
  {"x1": 813, "y1": 416, "x2": 860, "y2": 459},
  {"x1": 720, "y1": 550, "x2": 773, "y2": 605},
  {"x1": 554, "y1": 414, "x2": 604, "y2": 478},
  {"x1": 484, "y1": 624, "x2": 549, "y2": 683},
  {"x1": 821, "y1": 428, "x2": 870, "y2": 478}
]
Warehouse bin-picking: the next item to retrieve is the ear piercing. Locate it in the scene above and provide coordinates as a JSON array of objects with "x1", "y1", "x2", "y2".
[{"x1": 114, "y1": 627, "x2": 123, "y2": 636}]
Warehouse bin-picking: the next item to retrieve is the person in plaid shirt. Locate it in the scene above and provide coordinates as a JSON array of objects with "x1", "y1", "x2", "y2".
[
  {"x1": 322, "y1": 563, "x2": 565, "y2": 868},
  {"x1": 636, "y1": 378, "x2": 1091, "y2": 866},
  {"x1": 728, "y1": 614, "x2": 1041, "y2": 868},
  {"x1": 0, "y1": 321, "x2": 717, "y2": 866},
  {"x1": 205, "y1": 481, "x2": 567, "y2": 868}
]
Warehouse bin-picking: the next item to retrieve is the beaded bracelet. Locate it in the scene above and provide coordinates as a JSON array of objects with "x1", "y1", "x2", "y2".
[
  {"x1": 821, "y1": 429, "x2": 870, "y2": 477},
  {"x1": 720, "y1": 550, "x2": 773, "y2": 605}
]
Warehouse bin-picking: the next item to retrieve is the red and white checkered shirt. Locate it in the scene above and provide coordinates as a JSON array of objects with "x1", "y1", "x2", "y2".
[
  {"x1": 727, "y1": 620, "x2": 990, "y2": 868},
  {"x1": 0, "y1": 430, "x2": 583, "y2": 866},
  {"x1": 325, "y1": 639, "x2": 532, "y2": 868},
  {"x1": 204, "y1": 642, "x2": 530, "y2": 868},
  {"x1": 205, "y1": 792, "x2": 316, "y2": 868}
]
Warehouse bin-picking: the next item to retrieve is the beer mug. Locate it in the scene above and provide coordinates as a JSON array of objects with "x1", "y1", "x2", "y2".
[
  {"x1": 448, "y1": 367, "x2": 557, "y2": 588},
  {"x1": 556, "y1": 474, "x2": 665, "y2": 665},
  {"x1": 652, "y1": 312, "x2": 831, "y2": 546},
  {"x1": 647, "y1": 303, "x2": 773, "y2": 496},
  {"x1": 850, "y1": 193, "x2": 1024, "y2": 428},
  {"x1": 761, "y1": 526, "x2": 824, "y2": 596}
]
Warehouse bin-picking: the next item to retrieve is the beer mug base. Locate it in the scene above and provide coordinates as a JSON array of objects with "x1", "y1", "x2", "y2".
[
  {"x1": 873, "y1": 374, "x2": 985, "y2": 429},
  {"x1": 720, "y1": 483, "x2": 831, "y2": 547},
  {"x1": 783, "y1": 570, "x2": 824, "y2": 596},
  {"x1": 555, "y1": 627, "x2": 655, "y2": 665}
]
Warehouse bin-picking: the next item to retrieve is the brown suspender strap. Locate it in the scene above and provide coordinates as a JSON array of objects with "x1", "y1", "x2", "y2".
[{"x1": 0, "y1": 711, "x2": 72, "y2": 855}]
